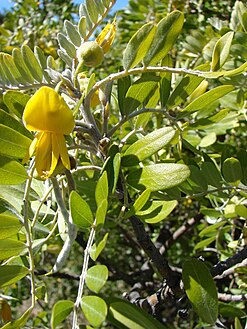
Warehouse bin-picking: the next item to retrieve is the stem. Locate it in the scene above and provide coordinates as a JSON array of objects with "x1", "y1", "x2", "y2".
[
  {"x1": 72, "y1": 221, "x2": 96, "y2": 329},
  {"x1": 23, "y1": 167, "x2": 36, "y2": 309},
  {"x1": 50, "y1": 177, "x2": 77, "y2": 273}
]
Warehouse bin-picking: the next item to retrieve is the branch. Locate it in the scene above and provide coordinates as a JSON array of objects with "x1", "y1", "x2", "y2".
[
  {"x1": 129, "y1": 215, "x2": 182, "y2": 297},
  {"x1": 210, "y1": 246, "x2": 247, "y2": 277},
  {"x1": 218, "y1": 293, "x2": 247, "y2": 302}
]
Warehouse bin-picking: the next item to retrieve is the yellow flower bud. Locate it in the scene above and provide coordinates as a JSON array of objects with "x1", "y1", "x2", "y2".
[{"x1": 96, "y1": 21, "x2": 116, "y2": 54}]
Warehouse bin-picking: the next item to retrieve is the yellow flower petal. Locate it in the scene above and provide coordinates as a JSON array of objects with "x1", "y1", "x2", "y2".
[
  {"x1": 22, "y1": 132, "x2": 41, "y2": 164},
  {"x1": 22, "y1": 86, "x2": 75, "y2": 134},
  {"x1": 52, "y1": 134, "x2": 71, "y2": 172},
  {"x1": 96, "y1": 21, "x2": 116, "y2": 54},
  {"x1": 35, "y1": 132, "x2": 53, "y2": 178}
]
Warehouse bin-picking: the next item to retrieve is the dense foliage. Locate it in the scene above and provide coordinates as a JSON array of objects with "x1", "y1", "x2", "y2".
[{"x1": 0, "y1": 0, "x2": 246, "y2": 328}]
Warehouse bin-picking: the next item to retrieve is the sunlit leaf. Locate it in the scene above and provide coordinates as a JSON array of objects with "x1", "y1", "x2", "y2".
[
  {"x1": 127, "y1": 163, "x2": 190, "y2": 191},
  {"x1": 86, "y1": 265, "x2": 108, "y2": 293},
  {"x1": 122, "y1": 127, "x2": 175, "y2": 165},
  {"x1": 51, "y1": 300, "x2": 74, "y2": 329},
  {"x1": 211, "y1": 31, "x2": 234, "y2": 71},
  {"x1": 0, "y1": 157, "x2": 28, "y2": 185},
  {"x1": 123, "y1": 23, "x2": 156, "y2": 70},
  {"x1": 70, "y1": 191, "x2": 93, "y2": 230},
  {"x1": 0, "y1": 213, "x2": 22, "y2": 239},
  {"x1": 0, "y1": 238, "x2": 27, "y2": 261},
  {"x1": 0, "y1": 265, "x2": 29, "y2": 288},
  {"x1": 81, "y1": 295, "x2": 107, "y2": 327},
  {"x1": 143, "y1": 11, "x2": 184, "y2": 66},
  {"x1": 182, "y1": 258, "x2": 218, "y2": 324}
]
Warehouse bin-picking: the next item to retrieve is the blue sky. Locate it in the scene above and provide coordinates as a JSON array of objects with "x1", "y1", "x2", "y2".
[{"x1": 0, "y1": 0, "x2": 128, "y2": 12}]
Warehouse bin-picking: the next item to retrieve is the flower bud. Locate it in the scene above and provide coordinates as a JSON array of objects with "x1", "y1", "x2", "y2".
[{"x1": 77, "y1": 41, "x2": 104, "y2": 67}]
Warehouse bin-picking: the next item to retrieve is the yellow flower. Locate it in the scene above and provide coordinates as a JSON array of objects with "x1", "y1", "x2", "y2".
[
  {"x1": 22, "y1": 86, "x2": 75, "y2": 179},
  {"x1": 96, "y1": 20, "x2": 116, "y2": 54}
]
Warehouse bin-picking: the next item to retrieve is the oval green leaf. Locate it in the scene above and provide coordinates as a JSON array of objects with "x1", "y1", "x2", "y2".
[
  {"x1": 122, "y1": 127, "x2": 175, "y2": 165},
  {"x1": 124, "y1": 74, "x2": 160, "y2": 115},
  {"x1": 90, "y1": 232, "x2": 108, "y2": 261},
  {"x1": 143, "y1": 10, "x2": 184, "y2": 66},
  {"x1": 0, "y1": 213, "x2": 22, "y2": 239},
  {"x1": 0, "y1": 156, "x2": 28, "y2": 185},
  {"x1": 211, "y1": 31, "x2": 234, "y2": 71},
  {"x1": 3, "y1": 90, "x2": 30, "y2": 118},
  {"x1": 86, "y1": 264, "x2": 108, "y2": 293},
  {"x1": 136, "y1": 200, "x2": 177, "y2": 224},
  {"x1": 70, "y1": 190, "x2": 93, "y2": 230},
  {"x1": 222, "y1": 157, "x2": 242, "y2": 184},
  {"x1": 0, "y1": 265, "x2": 29, "y2": 288},
  {"x1": 123, "y1": 22, "x2": 156, "y2": 70},
  {"x1": 95, "y1": 171, "x2": 108, "y2": 207},
  {"x1": 0, "y1": 124, "x2": 31, "y2": 159},
  {"x1": 127, "y1": 163, "x2": 190, "y2": 191},
  {"x1": 81, "y1": 295, "x2": 108, "y2": 328},
  {"x1": 182, "y1": 258, "x2": 218, "y2": 324},
  {"x1": 21, "y1": 45, "x2": 43, "y2": 82},
  {"x1": 0, "y1": 238, "x2": 27, "y2": 261},
  {"x1": 51, "y1": 300, "x2": 74, "y2": 329},
  {"x1": 178, "y1": 85, "x2": 235, "y2": 118}
]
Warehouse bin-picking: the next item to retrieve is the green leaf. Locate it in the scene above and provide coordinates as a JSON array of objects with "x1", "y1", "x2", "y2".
[
  {"x1": 86, "y1": 265, "x2": 108, "y2": 293},
  {"x1": 70, "y1": 191, "x2": 93, "y2": 230},
  {"x1": 182, "y1": 258, "x2": 218, "y2": 324},
  {"x1": 178, "y1": 85, "x2": 235, "y2": 118},
  {"x1": 136, "y1": 200, "x2": 177, "y2": 224},
  {"x1": 95, "y1": 171, "x2": 108, "y2": 207},
  {"x1": 122, "y1": 127, "x2": 175, "y2": 165},
  {"x1": 78, "y1": 16, "x2": 87, "y2": 38},
  {"x1": 51, "y1": 300, "x2": 74, "y2": 329},
  {"x1": 127, "y1": 163, "x2": 190, "y2": 192},
  {"x1": 132, "y1": 189, "x2": 151, "y2": 214},
  {"x1": 107, "y1": 298, "x2": 167, "y2": 329},
  {"x1": 124, "y1": 74, "x2": 160, "y2": 115},
  {"x1": 0, "y1": 124, "x2": 31, "y2": 158},
  {"x1": 21, "y1": 45, "x2": 43, "y2": 82},
  {"x1": 0, "y1": 156, "x2": 28, "y2": 185},
  {"x1": 95, "y1": 199, "x2": 108, "y2": 228},
  {"x1": 160, "y1": 55, "x2": 173, "y2": 107},
  {"x1": 201, "y1": 161, "x2": 222, "y2": 188},
  {"x1": 0, "y1": 265, "x2": 29, "y2": 288},
  {"x1": 199, "y1": 221, "x2": 227, "y2": 238},
  {"x1": 57, "y1": 33, "x2": 76, "y2": 58},
  {"x1": 194, "y1": 236, "x2": 216, "y2": 251},
  {"x1": 202, "y1": 61, "x2": 247, "y2": 78},
  {"x1": 81, "y1": 295, "x2": 108, "y2": 328},
  {"x1": 0, "y1": 53, "x2": 18, "y2": 86},
  {"x1": 2, "y1": 53, "x2": 24, "y2": 85},
  {"x1": 143, "y1": 10, "x2": 184, "y2": 66},
  {"x1": 117, "y1": 75, "x2": 131, "y2": 116},
  {"x1": 167, "y1": 63, "x2": 209, "y2": 108},
  {"x1": 211, "y1": 32, "x2": 234, "y2": 71},
  {"x1": 3, "y1": 90, "x2": 30, "y2": 118},
  {"x1": 85, "y1": 0, "x2": 99, "y2": 24},
  {"x1": 0, "y1": 213, "x2": 22, "y2": 239},
  {"x1": 64, "y1": 20, "x2": 82, "y2": 47},
  {"x1": 90, "y1": 233, "x2": 108, "y2": 261},
  {"x1": 0, "y1": 109, "x2": 33, "y2": 139},
  {"x1": 222, "y1": 157, "x2": 242, "y2": 184},
  {"x1": 0, "y1": 308, "x2": 31, "y2": 329},
  {"x1": 0, "y1": 238, "x2": 27, "y2": 261},
  {"x1": 12, "y1": 48, "x2": 34, "y2": 84},
  {"x1": 237, "y1": 149, "x2": 247, "y2": 185},
  {"x1": 123, "y1": 22, "x2": 156, "y2": 70}
]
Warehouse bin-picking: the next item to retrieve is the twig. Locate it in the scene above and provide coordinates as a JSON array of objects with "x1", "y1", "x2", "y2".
[
  {"x1": 218, "y1": 293, "x2": 247, "y2": 302},
  {"x1": 210, "y1": 246, "x2": 247, "y2": 277}
]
